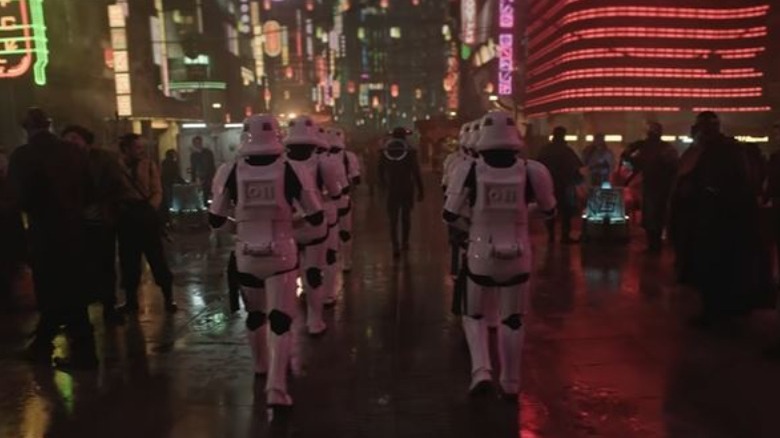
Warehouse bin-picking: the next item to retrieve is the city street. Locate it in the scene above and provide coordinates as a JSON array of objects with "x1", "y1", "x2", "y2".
[{"x1": 1, "y1": 181, "x2": 780, "y2": 438}]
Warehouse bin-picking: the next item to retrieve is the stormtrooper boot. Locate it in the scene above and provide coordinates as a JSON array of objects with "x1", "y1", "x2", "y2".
[
  {"x1": 497, "y1": 315, "x2": 525, "y2": 401},
  {"x1": 462, "y1": 315, "x2": 493, "y2": 396}
]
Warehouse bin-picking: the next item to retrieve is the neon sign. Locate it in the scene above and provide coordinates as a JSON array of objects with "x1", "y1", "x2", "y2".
[
  {"x1": 498, "y1": 0, "x2": 514, "y2": 96},
  {"x1": 108, "y1": 3, "x2": 132, "y2": 116},
  {"x1": 0, "y1": 0, "x2": 48, "y2": 85},
  {"x1": 461, "y1": 0, "x2": 476, "y2": 45}
]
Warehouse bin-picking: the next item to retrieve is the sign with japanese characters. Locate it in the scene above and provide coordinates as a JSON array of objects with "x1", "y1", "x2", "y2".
[{"x1": 0, "y1": 0, "x2": 48, "y2": 85}]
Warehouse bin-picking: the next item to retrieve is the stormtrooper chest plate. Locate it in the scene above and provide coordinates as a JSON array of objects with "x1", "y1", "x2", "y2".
[
  {"x1": 235, "y1": 160, "x2": 287, "y2": 221},
  {"x1": 475, "y1": 162, "x2": 525, "y2": 214},
  {"x1": 242, "y1": 179, "x2": 277, "y2": 207}
]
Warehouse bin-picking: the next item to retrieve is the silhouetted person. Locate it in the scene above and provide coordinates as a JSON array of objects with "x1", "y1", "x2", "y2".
[
  {"x1": 538, "y1": 126, "x2": 583, "y2": 243},
  {"x1": 117, "y1": 134, "x2": 177, "y2": 314},
  {"x1": 160, "y1": 149, "x2": 185, "y2": 226},
  {"x1": 62, "y1": 125, "x2": 127, "y2": 325},
  {"x1": 189, "y1": 136, "x2": 215, "y2": 205},
  {"x1": 8, "y1": 108, "x2": 96, "y2": 369},
  {"x1": 623, "y1": 122, "x2": 678, "y2": 252},
  {"x1": 378, "y1": 127, "x2": 424, "y2": 257},
  {"x1": 769, "y1": 122, "x2": 780, "y2": 286},
  {"x1": 582, "y1": 133, "x2": 614, "y2": 187},
  {"x1": 0, "y1": 151, "x2": 25, "y2": 311},
  {"x1": 670, "y1": 112, "x2": 764, "y2": 328},
  {"x1": 766, "y1": 122, "x2": 780, "y2": 359}
]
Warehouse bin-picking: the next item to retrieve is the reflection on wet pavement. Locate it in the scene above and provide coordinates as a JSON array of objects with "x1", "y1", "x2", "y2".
[{"x1": 1, "y1": 178, "x2": 780, "y2": 437}]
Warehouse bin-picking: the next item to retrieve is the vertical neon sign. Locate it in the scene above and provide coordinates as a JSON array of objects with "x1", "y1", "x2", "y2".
[
  {"x1": 498, "y1": 0, "x2": 514, "y2": 96},
  {"x1": 0, "y1": 0, "x2": 48, "y2": 86},
  {"x1": 461, "y1": 0, "x2": 476, "y2": 45},
  {"x1": 108, "y1": 2, "x2": 132, "y2": 116}
]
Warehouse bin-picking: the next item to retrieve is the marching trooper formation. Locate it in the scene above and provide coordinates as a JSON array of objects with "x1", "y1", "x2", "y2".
[
  {"x1": 209, "y1": 114, "x2": 360, "y2": 419},
  {"x1": 209, "y1": 109, "x2": 553, "y2": 417},
  {"x1": 444, "y1": 110, "x2": 557, "y2": 400}
]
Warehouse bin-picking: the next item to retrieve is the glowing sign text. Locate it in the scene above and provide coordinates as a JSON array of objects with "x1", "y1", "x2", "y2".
[
  {"x1": 461, "y1": 0, "x2": 476, "y2": 45},
  {"x1": 0, "y1": 0, "x2": 48, "y2": 85},
  {"x1": 498, "y1": 0, "x2": 514, "y2": 96}
]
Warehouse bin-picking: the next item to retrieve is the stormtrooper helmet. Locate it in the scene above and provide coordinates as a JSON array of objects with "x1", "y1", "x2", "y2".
[
  {"x1": 327, "y1": 127, "x2": 346, "y2": 150},
  {"x1": 315, "y1": 126, "x2": 330, "y2": 154},
  {"x1": 458, "y1": 123, "x2": 471, "y2": 147},
  {"x1": 465, "y1": 119, "x2": 483, "y2": 151},
  {"x1": 239, "y1": 114, "x2": 283, "y2": 156},
  {"x1": 475, "y1": 111, "x2": 524, "y2": 152},
  {"x1": 284, "y1": 115, "x2": 325, "y2": 148}
]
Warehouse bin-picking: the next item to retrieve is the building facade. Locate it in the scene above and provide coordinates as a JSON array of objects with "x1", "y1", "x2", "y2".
[{"x1": 524, "y1": 0, "x2": 774, "y2": 143}]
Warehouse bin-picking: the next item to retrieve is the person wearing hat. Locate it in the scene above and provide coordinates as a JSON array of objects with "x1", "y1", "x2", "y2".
[
  {"x1": 209, "y1": 114, "x2": 323, "y2": 418},
  {"x1": 378, "y1": 126, "x2": 425, "y2": 258},
  {"x1": 443, "y1": 111, "x2": 556, "y2": 400},
  {"x1": 8, "y1": 108, "x2": 97, "y2": 369}
]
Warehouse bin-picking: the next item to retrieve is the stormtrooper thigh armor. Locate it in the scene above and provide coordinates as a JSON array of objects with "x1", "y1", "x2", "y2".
[
  {"x1": 299, "y1": 239, "x2": 328, "y2": 334},
  {"x1": 337, "y1": 199, "x2": 353, "y2": 272},
  {"x1": 322, "y1": 208, "x2": 341, "y2": 306}
]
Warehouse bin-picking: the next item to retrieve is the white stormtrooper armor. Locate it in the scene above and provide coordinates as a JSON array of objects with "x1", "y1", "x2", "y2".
[
  {"x1": 444, "y1": 120, "x2": 482, "y2": 231},
  {"x1": 210, "y1": 114, "x2": 323, "y2": 413},
  {"x1": 443, "y1": 111, "x2": 556, "y2": 399},
  {"x1": 441, "y1": 123, "x2": 472, "y2": 191},
  {"x1": 325, "y1": 127, "x2": 355, "y2": 273},
  {"x1": 284, "y1": 116, "x2": 344, "y2": 335},
  {"x1": 318, "y1": 127, "x2": 348, "y2": 305}
]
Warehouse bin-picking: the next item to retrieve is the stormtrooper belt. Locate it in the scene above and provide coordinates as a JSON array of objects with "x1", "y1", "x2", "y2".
[{"x1": 464, "y1": 263, "x2": 530, "y2": 287}]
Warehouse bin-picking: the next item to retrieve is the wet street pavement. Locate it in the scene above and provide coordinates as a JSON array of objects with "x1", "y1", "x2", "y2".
[{"x1": 2, "y1": 177, "x2": 780, "y2": 438}]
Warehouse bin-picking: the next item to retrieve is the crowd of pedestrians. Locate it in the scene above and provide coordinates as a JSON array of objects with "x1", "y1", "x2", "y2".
[{"x1": 1, "y1": 108, "x2": 180, "y2": 369}]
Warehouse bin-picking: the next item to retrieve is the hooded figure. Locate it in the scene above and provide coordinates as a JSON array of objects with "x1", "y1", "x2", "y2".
[
  {"x1": 378, "y1": 127, "x2": 425, "y2": 257},
  {"x1": 670, "y1": 112, "x2": 771, "y2": 327},
  {"x1": 443, "y1": 111, "x2": 556, "y2": 400}
]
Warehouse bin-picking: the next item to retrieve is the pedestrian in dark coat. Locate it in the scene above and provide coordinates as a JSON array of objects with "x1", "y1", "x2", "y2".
[
  {"x1": 0, "y1": 151, "x2": 25, "y2": 311},
  {"x1": 8, "y1": 108, "x2": 96, "y2": 369},
  {"x1": 623, "y1": 122, "x2": 679, "y2": 252},
  {"x1": 537, "y1": 126, "x2": 583, "y2": 243},
  {"x1": 63, "y1": 125, "x2": 127, "y2": 325},
  {"x1": 378, "y1": 127, "x2": 425, "y2": 257},
  {"x1": 670, "y1": 112, "x2": 769, "y2": 328}
]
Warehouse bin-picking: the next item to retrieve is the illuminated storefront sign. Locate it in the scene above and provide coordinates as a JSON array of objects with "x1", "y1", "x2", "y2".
[
  {"x1": 264, "y1": 20, "x2": 281, "y2": 57},
  {"x1": 461, "y1": 0, "x2": 476, "y2": 45},
  {"x1": 108, "y1": 2, "x2": 132, "y2": 116},
  {"x1": 498, "y1": 0, "x2": 514, "y2": 96},
  {"x1": 0, "y1": 0, "x2": 48, "y2": 86}
]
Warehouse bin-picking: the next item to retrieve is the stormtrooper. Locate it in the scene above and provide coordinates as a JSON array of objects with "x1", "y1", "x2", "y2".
[
  {"x1": 443, "y1": 122, "x2": 475, "y2": 277},
  {"x1": 326, "y1": 128, "x2": 356, "y2": 272},
  {"x1": 320, "y1": 127, "x2": 351, "y2": 305},
  {"x1": 209, "y1": 114, "x2": 323, "y2": 415},
  {"x1": 443, "y1": 111, "x2": 556, "y2": 400},
  {"x1": 284, "y1": 116, "x2": 345, "y2": 335}
]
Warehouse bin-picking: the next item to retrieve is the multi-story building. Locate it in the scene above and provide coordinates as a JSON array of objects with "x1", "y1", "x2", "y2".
[
  {"x1": 524, "y1": 0, "x2": 774, "y2": 143},
  {"x1": 336, "y1": 0, "x2": 449, "y2": 133},
  {"x1": 259, "y1": 0, "x2": 337, "y2": 121}
]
